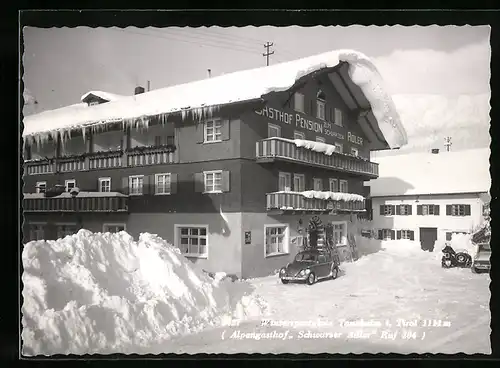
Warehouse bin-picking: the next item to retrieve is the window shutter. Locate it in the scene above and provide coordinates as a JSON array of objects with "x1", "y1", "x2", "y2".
[
  {"x1": 379, "y1": 205, "x2": 384, "y2": 215},
  {"x1": 409, "y1": 231, "x2": 415, "y2": 241},
  {"x1": 196, "y1": 122, "x2": 205, "y2": 144},
  {"x1": 194, "y1": 172, "x2": 205, "y2": 192},
  {"x1": 121, "y1": 177, "x2": 129, "y2": 195},
  {"x1": 434, "y1": 205, "x2": 440, "y2": 215},
  {"x1": 391, "y1": 205, "x2": 395, "y2": 215},
  {"x1": 446, "y1": 205, "x2": 452, "y2": 216},
  {"x1": 397, "y1": 230, "x2": 401, "y2": 240},
  {"x1": 464, "y1": 204, "x2": 471, "y2": 216},
  {"x1": 446, "y1": 232, "x2": 452, "y2": 241},
  {"x1": 170, "y1": 173, "x2": 178, "y2": 194},
  {"x1": 390, "y1": 230, "x2": 396, "y2": 240},
  {"x1": 221, "y1": 170, "x2": 230, "y2": 192},
  {"x1": 378, "y1": 230, "x2": 383, "y2": 240},
  {"x1": 143, "y1": 175, "x2": 150, "y2": 195},
  {"x1": 408, "y1": 205, "x2": 412, "y2": 215},
  {"x1": 417, "y1": 205, "x2": 422, "y2": 215},
  {"x1": 221, "y1": 119, "x2": 230, "y2": 141},
  {"x1": 395, "y1": 205, "x2": 401, "y2": 215}
]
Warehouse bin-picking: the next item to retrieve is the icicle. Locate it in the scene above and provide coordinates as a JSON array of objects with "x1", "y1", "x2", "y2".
[{"x1": 82, "y1": 126, "x2": 86, "y2": 143}]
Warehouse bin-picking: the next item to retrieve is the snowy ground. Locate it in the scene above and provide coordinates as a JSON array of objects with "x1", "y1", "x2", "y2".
[{"x1": 161, "y1": 241, "x2": 491, "y2": 354}]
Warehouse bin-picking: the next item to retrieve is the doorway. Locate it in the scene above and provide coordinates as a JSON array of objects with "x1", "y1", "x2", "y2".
[{"x1": 419, "y1": 227, "x2": 438, "y2": 252}]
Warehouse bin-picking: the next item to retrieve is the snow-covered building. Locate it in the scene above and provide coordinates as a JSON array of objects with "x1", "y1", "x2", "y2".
[
  {"x1": 22, "y1": 49, "x2": 407, "y2": 278},
  {"x1": 366, "y1": 148, "x2": 491, "y2": 251}
]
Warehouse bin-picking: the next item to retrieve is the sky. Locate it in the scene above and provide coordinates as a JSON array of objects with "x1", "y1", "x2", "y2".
[{"x1": 22, "y1": 25, "x2": 491, "y2": 151}]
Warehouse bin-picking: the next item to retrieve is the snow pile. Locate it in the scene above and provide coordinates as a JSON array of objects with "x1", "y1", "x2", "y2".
[
  {"x1": 294, "y1": 139, "x2": 337, "y2": 156},
  {"x1": 300, "y1": 190, "x2": 364, "y2": 202},
  {"x1": 449, "y1": 233, "x2": 478, "y2": 258},
  {"x1": 21, "y1": 230, "x2": 267, "y2": 355},
  {"x1": 23, "y1": 49, "x2": 407, "y2": 150},
  {"x1": 356, "y1": 237, "x2": 425, "y2": 258}
]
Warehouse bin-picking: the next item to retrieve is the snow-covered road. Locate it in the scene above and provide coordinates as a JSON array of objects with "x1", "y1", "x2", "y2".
[{"x1": 161, "y1": 244, "x2": 491, "y2": 354}]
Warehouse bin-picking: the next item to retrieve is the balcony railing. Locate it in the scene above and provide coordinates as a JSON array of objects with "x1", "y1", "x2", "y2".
[
  {"x1": 266, "y1": 192, "x2": 366, "y2": 213},
  {"x1": 57, "y1": 157, "x2": 86, "y2": 172},
  {"x1": 23, "y1": 192, "x2": 129, "y2": 212},
  {"x1": 256, "y1": 138, "x2": 379, "y2": 178},
  {"x1": 24, "y1": 160, "x2": 55, "y2": 175},
  {"x1": 88, "y1": 151, "x2": 123, "y2": 170},
  {"x1": 126, "y1": 146, "x2": 176, "y2": 167}
]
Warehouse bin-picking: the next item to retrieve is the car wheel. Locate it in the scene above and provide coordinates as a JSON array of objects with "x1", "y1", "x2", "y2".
[
  {"x1": 306, "y1": 272, "x2": 316, "y2": 285},
  {"x1": 281, "y1": 278, "x2": 289, "y2": 284},
  {"x1": 331, "y1": 266, "x2": 338, "y2": 280},
  {"x1": 471, "y1": 267, "x2": 478, "y2": 274}
]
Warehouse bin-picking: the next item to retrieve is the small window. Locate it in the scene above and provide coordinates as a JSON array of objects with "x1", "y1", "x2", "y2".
[
  {"x1": 293, "y1": 174, "x2": 305, "y2": 192},
  {"x1": 397, "y1": 204, "x2": 412, "y2": 216},
  {"x1": 29, "y1": 223, "x2": 45, "y2": 241},
  {"x1": 294, "y1": 131, "x2": 305, "y2": 140},
  {"x1": 268, "y1": 123, "x2": 281, "y2": 138},
  {"x1": 204, "y1": 170, "x2": 223, "y2": 193},
  {"x1": 65, "y1": 179, "x2": 76, "y2": 192},
  {"x1": 98, "y1": 177, "x2": 111, "y2": 192},
  {"x1": 294, "y1": 93, "x2": 305, "y2": 113},
  {"x1": 400, "y1": 230, "x2": 414, "y2": 240},
  {"x1": 334, "y1": 108, "x2": 343, "y2": 127},
  {"x1": 154, "y1": 135, "x2": 162, "y2": 146},
  {"x1": 88, "y1": 101, "x2": 99, "y2": 106},
  {"x1": 331, "y1": 222, "x2": 347, "y2": 246},
  {"x1": 265, "y1": 225, "x2": 289, "y2": 257},
  {"x1": 334, "y1": 143, "x2": 343, "y2": 153},
  {"x1": 313, "y1": 178, "x2": 323, "y2": 191},
  {"x1": 421, "y1": 204, "x2": 439, "y2": 216},
  {"x1": 204, "y1": 120, "x2": 222, "y2": 142},
  {"x1": 339, "y1": 180, "x2": 348, "y2": 193},
  {"x1": 316, "y1": 136, "x2": 326, "y2": 143},
  {"x1": 316, "y1": 100, "x2": 326, "y2": 120},
  {"x1": 318, "y1": 255, "x2": 327, "y2": 263},
  {"x1": 103, "y1": 223, "x2": 127, "y2": 233},
  {"x1": 177, "y1": 226, "x2": 208, "y2": 258},
  {"x1": 129, "y1": 175, "x2": 144, "y2": 195},
  {"x1": 329, "y1": 178, "x2": 338, "y2": 192},
  {"x1": 36, "y1": 181, "x2": 47, "y2": 194},
  {"x1": 155, "y1": 173, "x2": 172, "y2": 195},
  {"x1": 279, "y1": 172, "x2": 292, "y2": 192},
  {"x1": 351, "y1": 147, "x2": 359, "y2": 157},
  {"x1": 381, "y1": 205, "x2": 394, "y2": 216},
  {"x1": 56, "y1": 224, "x2": 78, "y2": 239},
  {"x1": 448, "y1": 204, "x2": 471, "y2": 217},
  {"x1": 381, "y1": 229, "x2": 394, "y2": 240}
]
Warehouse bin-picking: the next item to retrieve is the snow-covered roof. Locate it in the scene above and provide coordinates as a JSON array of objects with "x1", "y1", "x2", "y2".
[
  {"x1": 367, "y1": 148, "x2": 491, "y2": 197},
  {"x1": 80, "y1": 91, "x2": 126, "y2": 103},
  {"x1": 23, "y1": 49, "x2": 408, "y2": 150},
  {"x1": 24, "y1": 192, "x2": 128, "y2": 199}
]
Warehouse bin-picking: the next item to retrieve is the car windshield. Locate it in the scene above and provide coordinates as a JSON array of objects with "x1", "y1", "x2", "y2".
[{"x1": 295, "y1": 252, "x2": 317, "y2": 262}]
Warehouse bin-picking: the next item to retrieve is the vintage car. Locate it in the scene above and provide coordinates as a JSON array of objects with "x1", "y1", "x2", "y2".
[
  {"x1": 472, "y1": 242, "x2": 491, "y2": 273},
  {"x1": 279, "y1": 249, "x2": 339, "y2": 285}
]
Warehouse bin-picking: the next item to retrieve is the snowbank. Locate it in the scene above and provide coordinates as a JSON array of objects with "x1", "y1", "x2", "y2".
[{"x1": 21, "y1": 230, "x2": 267, "y2": 355}]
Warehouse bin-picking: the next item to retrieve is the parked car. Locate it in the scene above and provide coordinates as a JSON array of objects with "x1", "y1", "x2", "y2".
[
  {"x1": 472, "y1": 243, "x2": 491, "y2": 273},
  {"x1": 279, "y1": 249, "x2": 339, "y2": 285}
]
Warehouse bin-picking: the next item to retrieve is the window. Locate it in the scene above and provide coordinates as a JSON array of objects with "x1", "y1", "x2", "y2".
[
  {"x1": 36, "y1": 181, "x2": 47, "y2": 194},
  {"x1": 204, "y1": 170, "x2": 223, "y2": 193},
  {"x1": 88, "y1": 101, "x2": 99, "y2": 106},
  {"x1": 268, "y1": 123, "x2": 281, "y2": 138},
  {"x1": 446, "y1": 204, "x2": 471, "y2": 217},
  {"x1": 294, "y1": 131, "x2": 305, "y2": 140},
  {"x1": 294, "y1": 92, "x2": 305, "y2": 113},
  {"x1": 56, "y1": 224, "x2": 77, "y2": 239},
  {"x1": 398, "y1": 230, "x2": 415, "y2": 240},
  {"x1": 204, "y1": 120, "x2": 222, "y2": 142},
  {"x1": 155, "y1": 173, "x2": 172, "y2": 195},
  {"x1": 334, "y1": 108, "x2": 343, "y2": 127},
  {"x1": 98, "y1": 177, "x2": 111, "y2": 192},
  {"x1": 380, "y1": 205, "x2": 395, "y2": 216},
  {"x1": 129, "y1": 175, "x2": 144, "y2": 195},
  {"x1": 103, "y1": 223, "x2": 127, "y2": 233},
  {"x1": 316, "y1": 136, "x2": 326, "y2": 143},
  {"x1": 418, "y1": 204, "x2": 440, "y2": 216},
  {"x1": 316, "y1": 100, "x2": 326, "y2": 120},
  {"x1": 65, "y1": 179, "x2": 76, "y2": 192},
  {"x1": 339, "y1": 180, "x2": 348, "y2": 193},
  {"x1": 29, "y1": 223, "x2": 45, "y2": 241},
  {"x1": 334, "y1": 143, "x2": 343, "y2": 153},
  {"x1": 445, "y1": 231, "x2": 468, "y2": 241},
  {"x1": 279, "y1": 172, "x2": 292, "y2": 192},
  {"x1": 331, "y1": 222, "x2": 347, "y2": 246},
  {"x1": 265, "y1": 225, "x2": 289, "y2": 256},
  {"x1": 351, "y1": 147, "x2": 359, "y2": 157},
  {"x1": 396, "y1": 204, "x2": 412, "y2": 216},
  {"x1": 176, "y1": 225, "x2": 208, "y2": 258},
  {"x1": 329, "y1": 178, "x2": 338, "y2": 192},
  {"x1": 313, "y1": 178, "x2": 323, "y2": 191},
  {"x1": 293, "y1": 174, "x2": 305, "y2": 192},
  {"x1": 379, "y1": 229, "x2": 395, "y2": 240}
]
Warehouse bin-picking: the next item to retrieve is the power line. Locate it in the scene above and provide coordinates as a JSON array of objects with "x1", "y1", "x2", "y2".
[
  {"x1": 167, "y1": 27, "x2": 265, "y2": 47},
  {"x1": 263, "y1": 42, "x2": 274, "y2": 66}
]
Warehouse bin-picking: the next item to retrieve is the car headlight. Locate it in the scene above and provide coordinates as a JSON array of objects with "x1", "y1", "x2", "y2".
[
  {"x1": 280, "y1": 268, "x2": 285, "y2": 274},
  {"x1": 304, "y1": 269, "x2": 311, "y2": 274},
  {"x1": 298, "y1": 270, "x2": 305, "y2": 276}
]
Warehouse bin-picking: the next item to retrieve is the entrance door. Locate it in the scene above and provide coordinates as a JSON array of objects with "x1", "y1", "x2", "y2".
[{"x1": 419, "y1": 227, "x2": 438, "y2": 252}]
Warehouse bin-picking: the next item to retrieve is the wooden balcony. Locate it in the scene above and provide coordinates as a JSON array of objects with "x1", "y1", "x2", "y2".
[
  {"x1": 266, "y1": 191, "x2": 366, "y2": 214},
  {"x1": 24, "y1": 160, "x2": 55, "y2": 175},
  {"x1": 126, "y1": 146, "x2": 176, "y2": 167},
  {"x1": 57, "y1": 157, "x2": 86, "y2": 172},
  {"x1": 23, "y1": 192, "x2": 129, "y2": 212},
  {"x1": 88, "y1": 150, "x2": 123, "y2": 170},
  {"x1": 255, "y1": 138, "x2": 379, "y2": 178}
]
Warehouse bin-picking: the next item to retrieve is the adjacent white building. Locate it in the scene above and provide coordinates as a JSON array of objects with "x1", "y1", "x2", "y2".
[{"x1": 366, "y1": 148, "x2": 491, "y2": 251}]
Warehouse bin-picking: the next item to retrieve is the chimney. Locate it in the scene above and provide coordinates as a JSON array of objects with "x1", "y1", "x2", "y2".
[
  {"x1": 134, "y1": 86, "x2": 145, "y2": 95},
  {"x1": 431, "y1": 148, "x2": 439, "y2": 154},
  {"x1": 207, "y1": 69, "x2": 211, "y2": 78}
]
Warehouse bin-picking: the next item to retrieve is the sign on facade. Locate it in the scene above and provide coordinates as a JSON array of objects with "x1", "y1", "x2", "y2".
[{"x1": 244, "y1": 231, "x2": 251, "y2": 244}]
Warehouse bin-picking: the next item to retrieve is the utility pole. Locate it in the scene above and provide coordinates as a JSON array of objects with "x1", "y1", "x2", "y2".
[
  {"x1": 147, "y1": 80, "x2": 151, "y2": 92},
  {"x1": 263, "y1": 42, "x2": 274, "y2": 66},
  {"x1": 444, "y1": 136, "x2": 452, "y2": 152}
]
